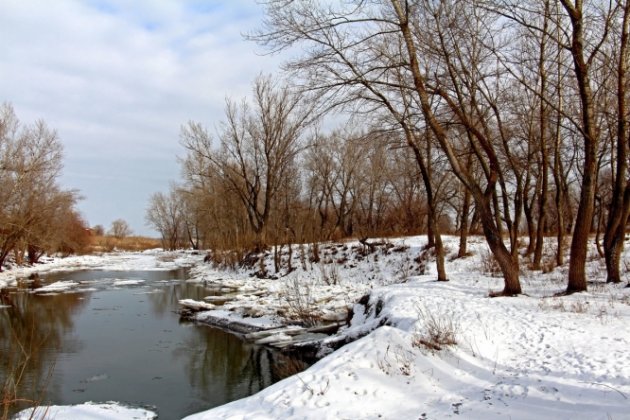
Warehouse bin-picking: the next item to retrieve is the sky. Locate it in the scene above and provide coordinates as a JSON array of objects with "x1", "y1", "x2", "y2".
[{"x1": 0, "y1": 0, "x2": 285, "y2": 236}]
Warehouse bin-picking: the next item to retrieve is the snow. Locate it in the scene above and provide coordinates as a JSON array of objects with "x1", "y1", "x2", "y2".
[
  {"x1": 112, "y1": 279, "x2": 146, "y2": 286},
  {"x1": 14, "y1": 402, "x2": 157, "y2": 419},
  {"x1": 183, "y1": 235, "x2": 630, "y2": 419},
  {"x1": 0, "y1": 249, "x2": 202, "y2": 290},
  {"x1": 32, "y1": 280, "x2": 80, "y2": 294},
  {"x1": 2, "y1": 238, "x2": 630, "y2": 419}
]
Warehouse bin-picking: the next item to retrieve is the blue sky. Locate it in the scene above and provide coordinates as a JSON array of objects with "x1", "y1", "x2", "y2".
[{"x1": 0, "y1": 0, "x2": 284, "y2": 236}]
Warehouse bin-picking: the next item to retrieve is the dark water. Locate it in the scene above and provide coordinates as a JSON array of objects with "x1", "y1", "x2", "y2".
[{"x1": 0, "y1": 269, "x2": 305, "y2": 420}]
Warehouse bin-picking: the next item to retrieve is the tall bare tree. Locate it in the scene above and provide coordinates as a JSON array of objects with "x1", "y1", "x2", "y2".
[
  {"x1": 181, "y1": 74, "x2": 314, "y2": 249},
  {"x1": 0, "y1": 103, "x2": 84, "y2": 268},
  {"x1": 603, "y1": 0, "x2": 630, "y2": 284}
]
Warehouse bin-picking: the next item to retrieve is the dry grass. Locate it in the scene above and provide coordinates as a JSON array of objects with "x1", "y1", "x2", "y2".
[
  {"x1": 88, "y1": 235, "x2": 162, "y2": 253},
  {"x1": 480, "y1": 251, "x2": 503, "y2": 277},
  {"x1": 413, "y1": 305, "x2": 459, "y2": 352}
]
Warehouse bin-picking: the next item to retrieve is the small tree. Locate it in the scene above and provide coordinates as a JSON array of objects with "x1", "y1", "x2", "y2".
[
  {"x1": 145, "y1": 187, "x2": 185, "y2": 251},
  {"x1": 109, "y1": 219, "x2": 131, "y2": 239},
  {"x1": 92, "y1": 225, "x2": 105, "y2": 236}
]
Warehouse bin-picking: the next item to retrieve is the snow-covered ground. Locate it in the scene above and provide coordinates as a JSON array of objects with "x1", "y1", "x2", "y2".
[
  {"x1": 4, "y1": 236, "x2": 630, "y2": 419},
  {"x1": 14, "y1": 402, "x2": 157, "y2": 420},
  {"x1": 182, "y1": 235, "x2": 630, "y2": 419},
  {"x1": 0, "y1": 249, "x2": 202, "y2": 290}
]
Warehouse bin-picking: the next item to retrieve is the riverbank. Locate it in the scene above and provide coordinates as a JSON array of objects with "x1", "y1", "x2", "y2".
[
  {"x1": 182, "y1": 235, "x2": 630, "y2": 419},
  {"x1": 0, "y1": 249, "x2": 203, "y2": 290},
  {"x1": 5, "y1": 237, "x2": 630, "y2": 419}
]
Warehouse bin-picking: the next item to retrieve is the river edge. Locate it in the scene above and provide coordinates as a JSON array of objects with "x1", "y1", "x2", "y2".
[{"x1": 6, "y1": 238, "x2": 630, "y2": 420}]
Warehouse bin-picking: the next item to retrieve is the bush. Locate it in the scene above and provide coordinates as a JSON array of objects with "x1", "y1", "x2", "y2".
[
  {"x1": 412, "y1": 305, "x2": 459, "y2": 352},
  {"x1": 480, "y1": 251, "x2": 502, "y2": 277},
  {"x1": 281, "y1": 277, "x2": 320, "y2": 327}
]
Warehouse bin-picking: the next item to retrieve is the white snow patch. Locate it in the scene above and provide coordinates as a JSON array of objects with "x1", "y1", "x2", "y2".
[
  {"x1": 15, "y1": 402, "x2": 157, "y2": 420},
  {"x1": 179, "y1": 299, "x2": 215, "y2": 311},
  {"x1": 112, "y1": 279, "x2": 146, "y2": 286},
  {"x1": 32, "y1": 281, "x2": 79, "y2": 294}
]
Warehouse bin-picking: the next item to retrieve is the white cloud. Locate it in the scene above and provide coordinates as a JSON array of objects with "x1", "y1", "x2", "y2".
[{"x1": 0, "y1": 0, "x2": 286, "y2": 235}]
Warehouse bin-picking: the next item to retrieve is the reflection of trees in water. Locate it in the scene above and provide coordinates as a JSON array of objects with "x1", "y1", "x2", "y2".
[
  {"x1": 0, "y1": 287, "x2": 89, "y2": 418},
  {"x1": 173, "y1": 325, "x2": 309, "y2": 407}
]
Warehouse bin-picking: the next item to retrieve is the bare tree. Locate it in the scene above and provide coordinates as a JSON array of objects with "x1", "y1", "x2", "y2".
[
  {"x1": 0, "y1": 103, "x2": 81, "y2": 269},
  {"x1": 109, "y1": 219, "x2": 132, "y2": 240},
  {"x1": 603, "y1": 0, "x2": 630, "y2": 284},
  {"x1": 181, "y1": 74, "x2": 314, "y2": 249},
  {"x1": 146, "y1": 187, "x2": 186, "y2": 250}
]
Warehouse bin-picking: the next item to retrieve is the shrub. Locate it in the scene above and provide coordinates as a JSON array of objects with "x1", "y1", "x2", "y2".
[
  {"x1": 480, "y1": 251, "x2": 502, "y2": 277},
  {"x1": 282, "y1": 277, "x2": 320, "y2": 327},
  {"x1": 412, "y1": 305, "x2": 459, "y2": 352}
]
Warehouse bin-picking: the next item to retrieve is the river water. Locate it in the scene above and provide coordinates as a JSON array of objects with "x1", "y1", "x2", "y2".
[{"x1": 0, "y1": 269, "x2": 305, "y2": 419}]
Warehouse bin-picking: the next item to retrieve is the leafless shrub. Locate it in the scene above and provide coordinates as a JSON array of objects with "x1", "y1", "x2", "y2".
[
  {"x1": 318, "y1": 263, "x2": 340, "y2": 286},
  {"x1": 394, "y1": 257, "x2": 413, "y2": 283},
  {"x1": 569, "y1": 300, "x2": 588, "y2": 313},
  {"x1": 392, "y1": 244, "x2": 410, "y2": 253},
  {"x1": 205, "y1": 249, "x2": 247, "y2": 271},
  {"x1": 412, "y1": 306, "x2": 459, "y2": 352},
  {"x1": 413, "y1": 247, "x2": 435, "y2": 275},
  {"x1": 480, "y1": 251, "x2": 502, "y2": 277},
  {"x1": 282, "y1": 277, "x2": 320, "y2": 327},
  {"x1": 377, "y1": 344, "x2": 414, "y2": 376}
]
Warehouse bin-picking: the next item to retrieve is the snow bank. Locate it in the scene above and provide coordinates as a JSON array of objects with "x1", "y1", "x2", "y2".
[
  {"x1": 0, "y1": 250, "x2": 203, "y2": 290},
  {"x1": 184, "y1": 235, "x2": 630, "y2": 419},
  {"x1": 15, "y1": 402, "x2": 157, "y2": 420}
]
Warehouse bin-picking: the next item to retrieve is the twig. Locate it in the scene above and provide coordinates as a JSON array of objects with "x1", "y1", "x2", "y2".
[{"x1": 582, "y1": 381, "x2": 628, "y2": 399}]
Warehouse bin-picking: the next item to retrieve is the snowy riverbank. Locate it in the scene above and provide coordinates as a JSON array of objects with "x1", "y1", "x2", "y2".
[
  {"x1": 182, "y1": 235, "x2": 630, "y2": 419},
  {"x1": 0, "y1": 249, "x2": 202, "y2": 291},
  {"x1": 4, "y1": 236, "x2": 630, "y2": 419}
]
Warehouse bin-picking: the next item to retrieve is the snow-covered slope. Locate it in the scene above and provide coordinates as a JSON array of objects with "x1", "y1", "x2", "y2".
[
  {"x1": 3, "y1": 237, "x2": 629, "y2": 419},
  {"x1": 185, "y1": 235, "x2": 630, "y2": 419}
]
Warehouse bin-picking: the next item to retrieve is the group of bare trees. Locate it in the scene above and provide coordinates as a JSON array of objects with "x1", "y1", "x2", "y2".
[
  {"x1": 0, "y1": 103, "x2": 89, "y2": 270},
  {"x1": 147, "y1": 0, "x2": 629, "y2": 294}
]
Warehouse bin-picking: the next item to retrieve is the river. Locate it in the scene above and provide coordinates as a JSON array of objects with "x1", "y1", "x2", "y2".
[{"x1": 0, "y1": 268, "x2": 306, "y2": 419}]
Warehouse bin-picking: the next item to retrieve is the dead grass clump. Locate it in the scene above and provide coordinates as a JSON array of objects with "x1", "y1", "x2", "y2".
[
  {"x1": 282, "y1": 277, "x2": 320, "y2": 327},
  {"x1": 480, "y1": 251, "x2": 502, "y2": 277},
  {"x1": 413, "y1": 306, "x2": 459, "y2": 352}
]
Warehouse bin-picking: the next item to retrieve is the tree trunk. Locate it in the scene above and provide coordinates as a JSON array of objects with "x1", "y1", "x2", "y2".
[
  {"x1": 523, "y1": 197, "x2": 536, "y2": 257},
  {"x1": 604, "y1": 185, "x2": 630, "y2": 282},
  {"x1": 604, "y1": 2, "x2": 630, "y2": 284},
  {"x1": 476, "y1": 191, "x2": 522, "y2": 295},
  {"x1": 458, "y1": 185, "x2": 471, "y2": 258},
  {"x1": 562, "y1": 0, "x2": 599, "y2": 294}
]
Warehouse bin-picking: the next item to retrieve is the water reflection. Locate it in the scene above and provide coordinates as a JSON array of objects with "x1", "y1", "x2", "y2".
[
  {"x1": 0, "y1": 269, "x2": 307, "y2": 419},
  {"x1": 0, "y1": 286, "x2": 89, "y2": 418}
]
